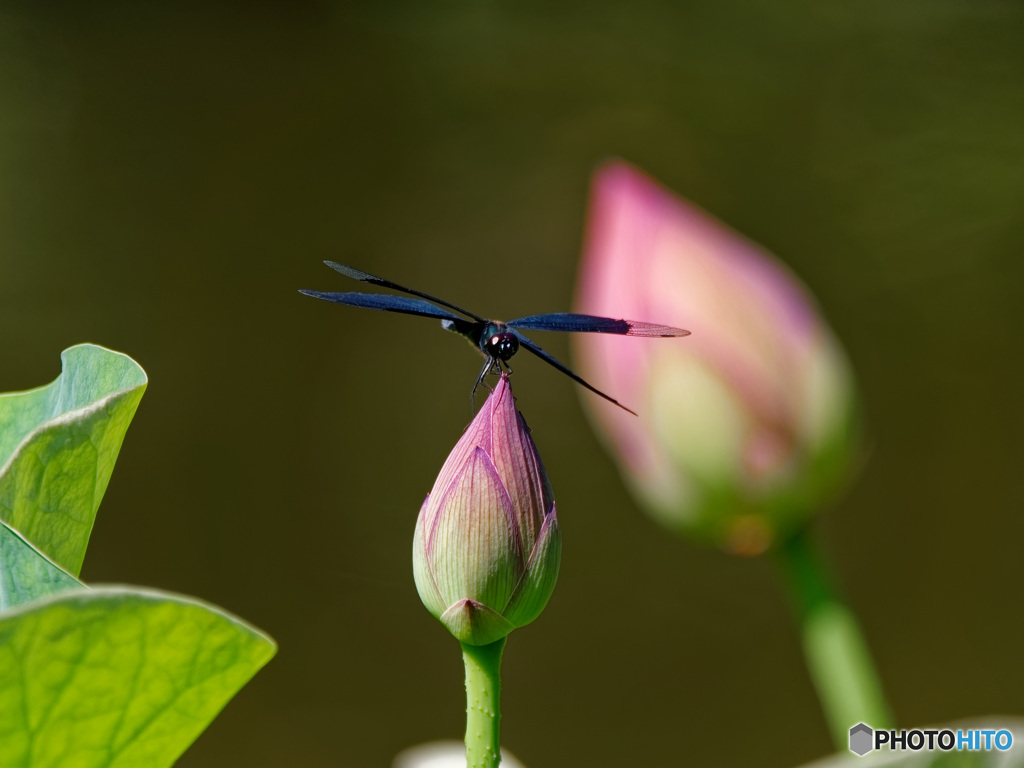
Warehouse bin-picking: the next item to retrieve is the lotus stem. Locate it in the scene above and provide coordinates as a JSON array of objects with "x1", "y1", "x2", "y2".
[
  {"x1": 461, "y1": 638, "x2": 506, "y2": 768},
  {"x1": 775, "y1": 526, "x2": 893, "y2": 750}
]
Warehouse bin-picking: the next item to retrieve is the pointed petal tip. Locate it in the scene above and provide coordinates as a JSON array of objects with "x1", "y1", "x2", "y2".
[
  {"x1": 593, "y1": 157, "x2": 643, "y2": 183},
  {"x1": 593, "y1": 159, "x2": 662, "y2": 199},
  {"x1": 440, "y1": 599, "x2": 515, "y2": 645},
  {"x1": 493, "y1": 372, "x2": 514, "y2": 407},
  {"x1": 544, "y1": 500, "x2": 558, "y2": 522}
]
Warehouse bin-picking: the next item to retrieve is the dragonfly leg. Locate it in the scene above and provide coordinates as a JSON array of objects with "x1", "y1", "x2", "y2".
[{"x1": 470, "y1": 357, "x2": 494, "y2": 414}]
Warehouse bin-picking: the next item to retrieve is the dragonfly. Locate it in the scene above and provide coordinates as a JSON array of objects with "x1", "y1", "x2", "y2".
[{"x1": 300, "y1": 261, "x2": 690, "y2": 415}]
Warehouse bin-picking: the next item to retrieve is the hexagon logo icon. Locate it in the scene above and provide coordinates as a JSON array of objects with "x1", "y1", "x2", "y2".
[{"x1": 849, "y1": 723, "x2": 874, "y2": 756}]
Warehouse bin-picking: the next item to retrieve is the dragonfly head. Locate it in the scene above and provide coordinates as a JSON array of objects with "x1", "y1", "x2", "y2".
[{"x1": 483, "y1": 324, "x2": 519, "y2": 362}]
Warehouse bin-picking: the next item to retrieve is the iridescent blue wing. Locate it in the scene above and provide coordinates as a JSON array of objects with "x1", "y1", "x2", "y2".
[
  {"x1": 511, "y1": 330, "x2": 638, "y2": 416},
  {"x1": 507, "y1": 312, "x2": 689, "y2": 337},
  {"x1": 324, "y1": 261, "x2": 486, "y2": 322},
  {"x1": 299, "y1": 290, "x2": 463, "y2": 322}
]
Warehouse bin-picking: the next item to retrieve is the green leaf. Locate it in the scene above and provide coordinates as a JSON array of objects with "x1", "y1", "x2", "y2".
[
  {"x1": 0, "y1": 521, "x2": 84, "y2": 613},
  {"x1": 0, "y1": 344, "x2": 148, "y2": 576},
  {"x1": 0, "y1": 586, "x2": 277, "y2": 768}
]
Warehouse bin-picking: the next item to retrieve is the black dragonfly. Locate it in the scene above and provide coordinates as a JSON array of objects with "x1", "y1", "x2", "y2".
[{"x1": 301, "y1": 261, "x2": 690, "y2": 415}]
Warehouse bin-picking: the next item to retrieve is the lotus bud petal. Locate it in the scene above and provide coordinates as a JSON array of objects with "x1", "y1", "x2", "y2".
[
  {"x1": 413, "y1": 374, "x2": 561, "y2": 644},
  {"x1": 574, "y1": 161, "x2": 861, "y2": 554}
]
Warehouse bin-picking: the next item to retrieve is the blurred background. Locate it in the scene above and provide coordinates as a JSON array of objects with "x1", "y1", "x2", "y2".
[{"x1": 1, "y1": 2, "x2": 1022, "y2": 766}]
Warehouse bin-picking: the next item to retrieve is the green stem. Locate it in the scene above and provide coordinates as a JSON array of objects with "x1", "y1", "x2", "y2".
[
  {"x1": 774, "y1": 526, "x2": 893, "y2": 750},
  {"x1": 461, "y1": 638, "x2": 506, "y2": 768}
]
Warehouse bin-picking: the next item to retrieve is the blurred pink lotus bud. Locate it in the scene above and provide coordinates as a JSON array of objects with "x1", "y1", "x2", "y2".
[
  {"x1": 413, "y1": 374, "x2": 561, "y2": 645},
  {"x1": 574, "y1": 161, "x2": 860, "y2": 555}
]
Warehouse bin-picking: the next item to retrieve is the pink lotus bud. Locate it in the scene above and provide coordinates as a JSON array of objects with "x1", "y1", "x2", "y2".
[
  {"x1": 413, "y1": 374, "x2": 561, "y2": 645},
  {"x1": 574, "y1": 161, "x2": 860, "y2": 555}
]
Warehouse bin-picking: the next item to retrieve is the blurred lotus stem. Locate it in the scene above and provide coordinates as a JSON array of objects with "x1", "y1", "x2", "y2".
[
  {"x1": 776, "y1": 527, "x2": 893, "y2": 748},
  {"x1": 461, "y1": 638, "x2": 506, "y2": 768},
  {"x1": 574, "y1": 160, "x2": 895, "y2": 747}
]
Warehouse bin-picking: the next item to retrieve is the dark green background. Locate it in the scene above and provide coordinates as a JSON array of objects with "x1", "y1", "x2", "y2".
[{"x1": 1, "y1": 2, "x2": 1021, "y2": 766}]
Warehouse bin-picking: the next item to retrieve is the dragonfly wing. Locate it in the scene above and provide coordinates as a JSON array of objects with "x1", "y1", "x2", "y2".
[
  {"x1": 299, "y1": 290, "x2": 462, "y2": 321},
  {"x1": 508, "y1": 312, "x2": 689, "y2": 337},
  {"x1": 512, "y1": 331, "x2": 637, "y2": 416},
  {"x1": 323, "y1": 261, "x2": 486, "y2": 322},
  {"x1": 324, "y1": 262, "x2": 388, "y2": 284}
]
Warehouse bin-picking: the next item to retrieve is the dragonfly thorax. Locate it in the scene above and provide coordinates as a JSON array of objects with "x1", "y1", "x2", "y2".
[{"x1": 482, "y1": 324, "x2": 519, "y2": 362}]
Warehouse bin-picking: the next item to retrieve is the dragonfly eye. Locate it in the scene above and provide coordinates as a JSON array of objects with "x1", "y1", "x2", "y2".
[{"x1": 487, "y1": 332, "x2": 519, "y2": 361}]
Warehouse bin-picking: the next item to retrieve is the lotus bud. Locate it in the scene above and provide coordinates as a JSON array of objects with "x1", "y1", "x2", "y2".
[
  {"x1": 574, "y1": 161, "x2": 861, "y2": 555},
  {"x1": 413, "y1": 374, "x2": 561, "y2": 645}
]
